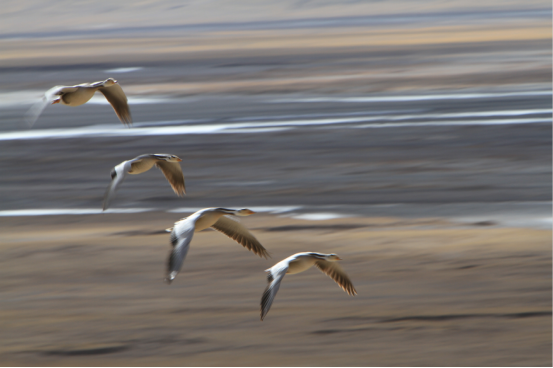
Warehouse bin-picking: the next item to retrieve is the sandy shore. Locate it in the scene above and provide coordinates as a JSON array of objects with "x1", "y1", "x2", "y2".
[{"x1": 0, "y1": 213, "x2": 550, "y2": 366}]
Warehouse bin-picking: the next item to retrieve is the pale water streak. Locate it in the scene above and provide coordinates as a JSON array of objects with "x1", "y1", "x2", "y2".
[
  {"x1": 0, "y1": 109, "x2": 550, "y2": 141},
  {"x1": 383, "y1": 109, "x2": 551, "y2": 120},
  {"x1": 104, "y1": 67, "x2": 144, "y2": 73},
  {"x1": 88, "y1": 95, "x2": 183, "y2": 105},
  {"x1": 291, "y1": 212, "x2": 353, "y2": 220},
  {"x1": 354, "y1": 117, "x2": 552, "y2": 129},
  {"x1": 0, "y1": 208, "x2": 152, "y2": 216},
  {"x1": 0, "y1": 206, "x2": 303, "y2": 217},
  {"x1": 271, "y1": 90, "x2": 552, "y2": 103},
  {"x1": 168, "y1": 206, "x2": 303, "y2": 214},
  {"x1": 0, "y1": 203, "x2": 549, "y2": 229}
]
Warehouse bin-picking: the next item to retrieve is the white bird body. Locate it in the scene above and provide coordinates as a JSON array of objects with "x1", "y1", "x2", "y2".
[
  {"x1": 176, "y1": 208, "x2": 225, "y2": 233},
  {"x1": 103, "y1": 153, "x2": 185, "y2": 210},
  {"x1": 273, "y1": 253, "x2": 319, "y2": 275},
  {"x1": 166, "y1": 207, "x2": 269, "y2": 283},
  {"x1": 126, "y1": 157, "x2": 157, "y2": 175},
  {"x1": 25, "y1": 78, "x2": 132, "y2": 127},
  {"x1": 261, "y1": 252, "x2": 356, "y2": 320},
  {"x1": 52, "y1": 84, "x2": 96, "y2": 106}
]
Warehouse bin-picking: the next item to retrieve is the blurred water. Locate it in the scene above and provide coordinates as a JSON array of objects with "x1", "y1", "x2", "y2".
[
  {"x1": 1, "y1": 202, "x2": 550, "y2": 229},
  {"x1": 1, "y1": 89, "x2": 551, "y2": 139}
]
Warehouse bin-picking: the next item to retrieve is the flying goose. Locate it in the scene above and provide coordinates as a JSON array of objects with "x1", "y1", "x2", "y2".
[
  {"x1": 261, "y1": 252, "x2": 356, "y2": 320},
  {"x1": 103, "y1": 153, "x2": 185, "y2": 210},
  {"x1": 25, "y1": 78, "x2": 132, "y2": 127},
  {"x1": 166, "y1": 208, "x2": 269, "y2": 283}
]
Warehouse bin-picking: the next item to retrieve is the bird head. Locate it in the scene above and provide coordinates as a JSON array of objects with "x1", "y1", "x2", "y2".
[
  {"x1": 155, "y1": 153, "x2": 182, "y2": 162},
  {"x1": 326, "y1": 253, "x2": 342, "y2": 261},
  {"x1": 164, "y1": 154, "x2": 182, "y2": 162},
  {"x1": 235, "y1": 208, "x2": 256, "y2": 216},
  {"x1": 104, "y1": 78, "x2": 118, "y2": 86}
]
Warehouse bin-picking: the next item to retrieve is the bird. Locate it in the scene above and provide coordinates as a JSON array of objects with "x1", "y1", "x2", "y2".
[
  {"x1": 261, "y1": 252, "x2": 356, "y2": 321},
  {"x1": 166, "y1": 207, "x2": 270, "y2": 283},
  {"x1": 103, "y1": 153, "x2": 185, "y2": 211},
  {"x1": 24, "y1": 78, "x2": 132, "y2": 127}
]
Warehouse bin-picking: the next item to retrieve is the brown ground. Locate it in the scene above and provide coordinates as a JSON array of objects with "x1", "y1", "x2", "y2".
[{"x1": 0, "y1": 214, "x2": 550, "y2": 366}]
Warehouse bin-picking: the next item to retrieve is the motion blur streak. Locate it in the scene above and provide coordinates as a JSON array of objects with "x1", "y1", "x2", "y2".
[{"x1": 0, "y1": 1, "x2": 550, "y2": 366}]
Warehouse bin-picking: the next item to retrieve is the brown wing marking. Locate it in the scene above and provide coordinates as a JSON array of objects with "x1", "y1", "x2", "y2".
[
  {"x1": 98, "y1": 83, "x2": 132, "y2": 125},
  {"x1": 315, "y1": 260, "x2": 357, "y2": 296},
  {"x1": 155, "y1": 161, "x2": 186, "y2": 196},
  {"x1": 211, "y1": 216, "x2": 270, "y2": 259}
]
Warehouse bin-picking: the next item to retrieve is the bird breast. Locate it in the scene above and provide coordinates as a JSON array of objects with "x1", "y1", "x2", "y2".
[
  {"x1": 286, "y1": 257, "x2": 317, "y2": 275},
  {"x1": 128, "y1": 159, "x2": 156, "y2": 174},
  {"x1": 194, "y1": 211, "x2": 225, "y2": 232},
  {"x1": 61, "y1": 88, "x2": 97, "y2": 106}
]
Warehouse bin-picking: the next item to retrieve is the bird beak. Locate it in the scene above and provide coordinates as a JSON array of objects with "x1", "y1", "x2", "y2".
[
  {"x1": 176, "y1": 158, "x2": 182, "y2": 162},
  {"x1": 336, "y1": 256, "x2": 343, "y2": 260},
  {"x1": 245, "y1": 209, "x2": 256, "y2": 215}
]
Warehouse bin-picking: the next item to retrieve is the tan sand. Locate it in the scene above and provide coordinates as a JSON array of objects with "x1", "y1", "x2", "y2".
[{"x1": 0, "y1": 213, "x2": 550, "y2": 366}]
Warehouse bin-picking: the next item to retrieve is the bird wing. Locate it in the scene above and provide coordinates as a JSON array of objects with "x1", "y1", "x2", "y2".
[
  {"x1": 314, "y1": 261, "x2": 357, "y2": 296},
  {"x1": 155, "y1": 160, "x2": 186, "y2": 196},
  {"x1": 211, "y1": 216, "x2": 270, "y2": 258},
  {"x1": 260, "y1": 265, "x2": 288, "y2": 321},
  {"x1": 97, "y1": 83, "x2": 132, "y2": 126},
  {"x1": 165, "y1": 227, "x2": 194, "y2": 284},
  {"x1": 102, "y1": 161, "x2": 131, "y2": 211},
  {"x1": 24, "y1": 85, "x2": 78, "y2": 127}
]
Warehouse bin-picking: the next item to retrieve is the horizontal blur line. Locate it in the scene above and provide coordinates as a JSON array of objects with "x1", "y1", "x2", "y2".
[
  {"x1": 103, "y1": 67, "x2": 143, "y2": 73},
  {"x1": 5, "y1": 91, "x2": 550, "y2": 109},
  {"x1": 0, "y1": 113, "x2": 550, "y2": 141},
  {"x1": 169, "y1": 206, "x2": 303, "y2": 214},
  {"x1": 234, "y1": 109, "x2": 551, "y2": 124},
  {"x1": 271, "y1": 90, "x2": 552, "y2": 103},
  {"x1": 1, "y1": 203, "x2": 550, "y2": 230},
  {"x1": 2, "y1": 105, "x2": 551, "y2": 141},
  {"x1": 1, "y1": 8, "x2": 548, "y2": 40},
  {"x1": 0, "y1": 208, "x2": 153, "y2": 216},
  {"x1": 229, "y1": 110, "x2": 416, "y2": 122},
  {"x1": 393, "y1": 109, "x2": 551, "y2": 119},
  {"x1": 354, "y1": 117, "x2": 552, "y2": 128},
  {"x1": 0, "y1": 206, "x2": 303, "y2": 217},
  {"x1": 229, "y1": 109, "x2": 550, "y2": 123}
]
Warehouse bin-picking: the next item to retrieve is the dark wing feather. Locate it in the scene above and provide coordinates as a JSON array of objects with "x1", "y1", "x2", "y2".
[
  {"x1": 165, "y1": 229, "x2": 193, "y2": 284},
  {"x1": 155, "y1": 161, "x2": 186, "y2": 196},
  {"x1": 261, "y1": 268, "x2": 286, "y2": 321},
  {"x1": 315, "y1": 261, "x2": 357, "y2": 296},
  {"x1": 211, "y1": 216, "x2": 270, "y2": 258},
  {"x1": 102, "y1": 161, "x2": 130, "y2": 211},
  {"x1": 98, "y1": 83, "x2": 132, "y2": 126}
]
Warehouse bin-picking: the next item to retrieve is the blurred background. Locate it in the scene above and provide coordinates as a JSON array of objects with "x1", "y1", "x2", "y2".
[{"x1": 0, "y1": 0, "x2": 551, "y2": 366}]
